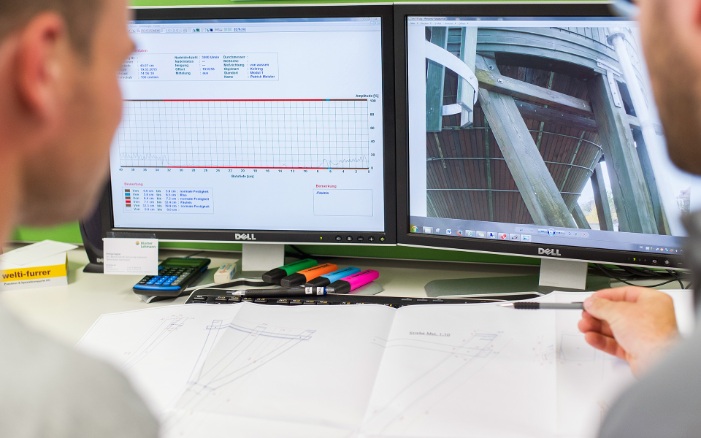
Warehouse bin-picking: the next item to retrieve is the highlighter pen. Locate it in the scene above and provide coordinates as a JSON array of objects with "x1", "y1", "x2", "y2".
[
  {"x1": 280, "y1": 263, "x2": 339, "y2": 287},
  {"x1": 323, "y1": 269, "x2": 379, "y2": 294},
  {"x1": 304, "y1": 266, "x2": 361, "y2": 288},
  {"x1": 261, "y1": 258, "x2": 317, "y2": 285},
  {"x1": 232, "y1": 287, "x2": 326, "y2": 298}
]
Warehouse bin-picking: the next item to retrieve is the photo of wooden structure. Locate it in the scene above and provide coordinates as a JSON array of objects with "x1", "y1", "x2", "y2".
[{"x1": 424, "y1": 25, "x2": 671, "y2": 235}]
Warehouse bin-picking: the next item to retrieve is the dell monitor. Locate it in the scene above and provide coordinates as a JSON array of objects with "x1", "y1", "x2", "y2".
[
  {"x1": 99, "y1": 5, "x2": 395, "y2": 274},
  {"x1": 395, "y1": 3, "x2": 701, "y2": 293}
]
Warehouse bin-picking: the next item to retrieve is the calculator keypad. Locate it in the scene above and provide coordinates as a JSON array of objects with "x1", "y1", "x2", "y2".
[{"x1": 139, "y1": 268, "x2": 194, "y2": 287}]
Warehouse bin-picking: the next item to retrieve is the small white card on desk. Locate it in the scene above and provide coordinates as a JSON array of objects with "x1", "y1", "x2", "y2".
[
  {"x1": 103, "y1": 238, "x2": 158, "y2": 275},
  {"x1": 0, "y1": 240, "x2": 77, "y2": 267}
]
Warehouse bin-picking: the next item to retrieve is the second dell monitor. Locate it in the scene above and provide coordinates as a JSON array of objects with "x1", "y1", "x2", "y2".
[{"x1": 395, "y1": 3, "x2": 701, "y2": 274}]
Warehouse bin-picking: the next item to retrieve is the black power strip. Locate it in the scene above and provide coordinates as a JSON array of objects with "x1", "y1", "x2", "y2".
[{"x1": 186, "y1": 291, "x2": 541, "y2": 308}]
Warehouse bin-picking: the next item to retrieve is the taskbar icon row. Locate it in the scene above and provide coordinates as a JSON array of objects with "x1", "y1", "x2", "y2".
[{"x1": 411, "y1": 225, "x2": 532, "y2": 243}]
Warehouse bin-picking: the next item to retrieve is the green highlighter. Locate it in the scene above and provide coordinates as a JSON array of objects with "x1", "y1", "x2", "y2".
[{"x1": 261, "y1": 258, "x2": 317, "y2": 285}]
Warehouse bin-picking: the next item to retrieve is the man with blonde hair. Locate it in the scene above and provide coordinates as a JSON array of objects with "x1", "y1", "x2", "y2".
[{"x1": 0, "y1": 0, "x2": 158, "y2": 435}]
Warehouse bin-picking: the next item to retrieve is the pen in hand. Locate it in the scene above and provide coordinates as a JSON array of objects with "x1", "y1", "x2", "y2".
[{"x1": 502, "y1": 302, "x2": 584, "y2": 310}]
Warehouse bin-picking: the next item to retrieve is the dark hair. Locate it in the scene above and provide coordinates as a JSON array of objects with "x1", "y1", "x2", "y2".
[{"x1": 0, "y1": 0, "x2": 104, "y2": 56}]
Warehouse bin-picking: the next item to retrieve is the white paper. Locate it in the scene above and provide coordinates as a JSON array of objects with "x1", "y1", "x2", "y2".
[
  {"x1": 0, "y1": 240, "x2": 76, "y2": 268},
  {"x1": 77, "y1": 292, "x2": 689, "y2": 438},
  {"x1": 165, "y1": 303, "x2": 396, "y2": 436},
  {"x1": 103, "y1": 238, "x2": 158, "y2": 275},
  {"x1": 362, "y1": 304, "x2": 560, "y2": 438},
  {"x1": 78, "y1": 304, "x2": 242, "y2": 414}
]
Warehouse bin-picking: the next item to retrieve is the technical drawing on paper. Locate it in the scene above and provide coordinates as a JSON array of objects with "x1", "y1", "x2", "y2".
[
  {"x1": 122, "y1": 314, "x2": 190, "y2": 369},
  {"x1": 169, "y1": 320, "x2": 316, "y2": 418},
  {"x1": 188, "y1": 321, "x2": 315, "y2": 392},
  {"x1": 555, "y1": 328, "x2": 635, "y2": 437},
  {"x1": 362, "y1": 324, "x2": 556, "y2": 437},
  {"x1": 365, "y1": 330, "x2": 507, "y2": 430}
]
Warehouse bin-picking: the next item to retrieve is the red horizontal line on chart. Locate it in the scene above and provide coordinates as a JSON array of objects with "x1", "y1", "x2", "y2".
[
  {"x1": 123, "y1": 166, "x2": 369, "y2": 170},
  {"x1": 127, "y1": 99, "x2": 368, "y2": 102}
]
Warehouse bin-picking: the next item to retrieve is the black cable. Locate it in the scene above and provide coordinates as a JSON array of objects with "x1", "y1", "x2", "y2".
[
  {"x1": 201, "y1": 278, "x2": 273, "y2": 289},
  {"x1": 594, "y1": 263, "x2": 669, "y2": 279},
  {"x1": 285, "y1": 245, "x2": 312, "y2": 259},
  {"x1": 285, "y1": 245, "x2": 337, "y2": 264},
  {"x1": 592, "y1": 264, "x2": 688, "y2": 288}
]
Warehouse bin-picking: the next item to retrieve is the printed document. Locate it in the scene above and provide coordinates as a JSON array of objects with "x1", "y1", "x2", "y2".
[{"x1": 78, "y1": 294, "x2": 637, "y2": 438}]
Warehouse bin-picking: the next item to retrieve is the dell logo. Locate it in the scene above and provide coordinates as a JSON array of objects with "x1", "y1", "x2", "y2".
[
  {"x1": 538, "y1": 248, "x2": 562, "y2": 257},
  {"x1": 234, "y1": 233, "x2": 257, "y2": 241}
]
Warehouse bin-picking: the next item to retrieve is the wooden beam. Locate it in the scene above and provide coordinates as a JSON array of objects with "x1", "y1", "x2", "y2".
[
  {"x1": 627, "y1": 114, "x2": 664, "y2": 136},
  {"x1": 588, "y1": 74, "x2": 658, "y2": 234},
  {"x1": 633, "y1": 129, "x2": 671, "y2": 235},
  {"x1": 535, "y1": 72, "x2": 555, "y2": 151},
  {"x1": 426, "y1": 27, "x2": 448, "y2": 133},
  {"x1": 433, "y1": 133, "x2": 447, "y2": 170},
  {"x1": 476, "y1": 27, "x2": 619, "y2": 74},
  {"x1": 591, "y1": 163, "x2": 614, "y2": 231},
  {"x1": 478, "y1": 59, "x2": 578, "y2": 228},
  {"x1": 515, "y1": 101, "x2": 598, "y2": 132},
  {"x1": 484, "y1": 120, "x2": 495, "y2": 222},
  {"x1": 457, "y1": 27, "x2": 478, "y2": 127},
  {"x1": 571, "y1": 204, "x2": 592, "y2": 230},
  {"x1": 476, "y1": 55, "x2": 592, "y2": 116}
]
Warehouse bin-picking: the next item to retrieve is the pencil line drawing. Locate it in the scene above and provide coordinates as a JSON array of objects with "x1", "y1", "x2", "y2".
[
  {"x1": 189, "y1": 322, "x2": 315, "y2": 392},
  {"x1": 365, "y1": 331, "x2": 507, "y2": 432},
  {"x1": 123, "y1": 314, "x2": 189, "y2": 369}
]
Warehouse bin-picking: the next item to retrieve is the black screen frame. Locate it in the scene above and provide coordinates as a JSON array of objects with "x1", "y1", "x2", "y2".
[
  {"x1": 99, "y1": 4, "x2": 396, "y2": 246},
  {"x1": 394, "y1": 2, "x2": 686, "y2": 270}
]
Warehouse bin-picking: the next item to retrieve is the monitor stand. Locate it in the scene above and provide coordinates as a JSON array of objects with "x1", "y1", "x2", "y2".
[
  {"x1": 425, "y1": 259, "x2": 611, "y2": 297},
  {"x1": 239, "y1": 243, "x2": 286, "y2": 279}
]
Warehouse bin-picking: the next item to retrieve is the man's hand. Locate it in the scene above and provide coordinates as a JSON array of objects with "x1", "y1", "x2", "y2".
[{"x1": 578, "y1": 286, "x2": 679, "y2": 376}]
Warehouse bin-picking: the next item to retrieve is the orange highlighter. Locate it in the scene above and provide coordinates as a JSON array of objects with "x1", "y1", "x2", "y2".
[{"x1": 279, "y1": 263, "x2": 338, "y2": 287}]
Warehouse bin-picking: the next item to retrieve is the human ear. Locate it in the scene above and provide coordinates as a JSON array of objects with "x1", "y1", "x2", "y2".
[
  {"x1": 678, "y1": 0, "x2": 701, "y2": 70},
  {"x1": 12, "y1": 12, "x2": 69, "y2": 123}
]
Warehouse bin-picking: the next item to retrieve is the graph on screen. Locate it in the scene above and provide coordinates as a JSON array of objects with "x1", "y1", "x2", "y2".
[
  {"x1": 116, "y1": 99, "x2": 372, "y2": 170},
  {"x1": 109, "y1": 13, "x2": 389, "y2": 233}
]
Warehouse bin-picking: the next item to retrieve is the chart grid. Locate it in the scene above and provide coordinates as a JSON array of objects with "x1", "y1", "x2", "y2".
[{"x1": 115, "y1": 99, "x2": 371, "y2": 169}]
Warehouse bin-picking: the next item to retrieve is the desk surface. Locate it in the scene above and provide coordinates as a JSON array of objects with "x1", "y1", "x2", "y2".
[
  {"x1": 0, "y1": 247, "x2": 692, "y2": 345},
  {"x1": 2, "y1": 246, "x2": 694, "y2": 438}
]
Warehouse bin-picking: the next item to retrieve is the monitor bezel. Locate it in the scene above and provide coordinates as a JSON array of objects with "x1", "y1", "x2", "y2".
[
  {"x1": 99, "y1": 4, "x2": 397, "y2": 246},
  {"x1": 394, "y1": 2, "x2": 686, "y2": 270}
]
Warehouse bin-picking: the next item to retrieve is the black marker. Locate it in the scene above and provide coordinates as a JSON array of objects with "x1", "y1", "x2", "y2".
[
  {"x1": 280, "y1": 263, "x2": 338, "y2": 287},
  {"x1": 261, "y1": 259, "x2": 317, "y2": 285}
]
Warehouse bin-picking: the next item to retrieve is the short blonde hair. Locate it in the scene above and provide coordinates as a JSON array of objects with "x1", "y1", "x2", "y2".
[{"x1": 0, "y1": 0, "x2": 103, "y2": 56}]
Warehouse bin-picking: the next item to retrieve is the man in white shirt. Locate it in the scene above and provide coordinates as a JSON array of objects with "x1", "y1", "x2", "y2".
[{"x1": 0, "y1": 0, "x2": 158, "y2": 435}]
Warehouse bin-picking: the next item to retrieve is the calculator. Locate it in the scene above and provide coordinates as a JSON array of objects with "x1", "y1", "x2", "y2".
[{"x1": 133, "y1": 257, "x2": 211, "y2": 297}]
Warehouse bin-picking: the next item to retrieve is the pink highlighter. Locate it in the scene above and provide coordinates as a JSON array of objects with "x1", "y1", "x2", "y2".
[{"x1": 325, "y1": 269, "x2": 380, "y2": 294}]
